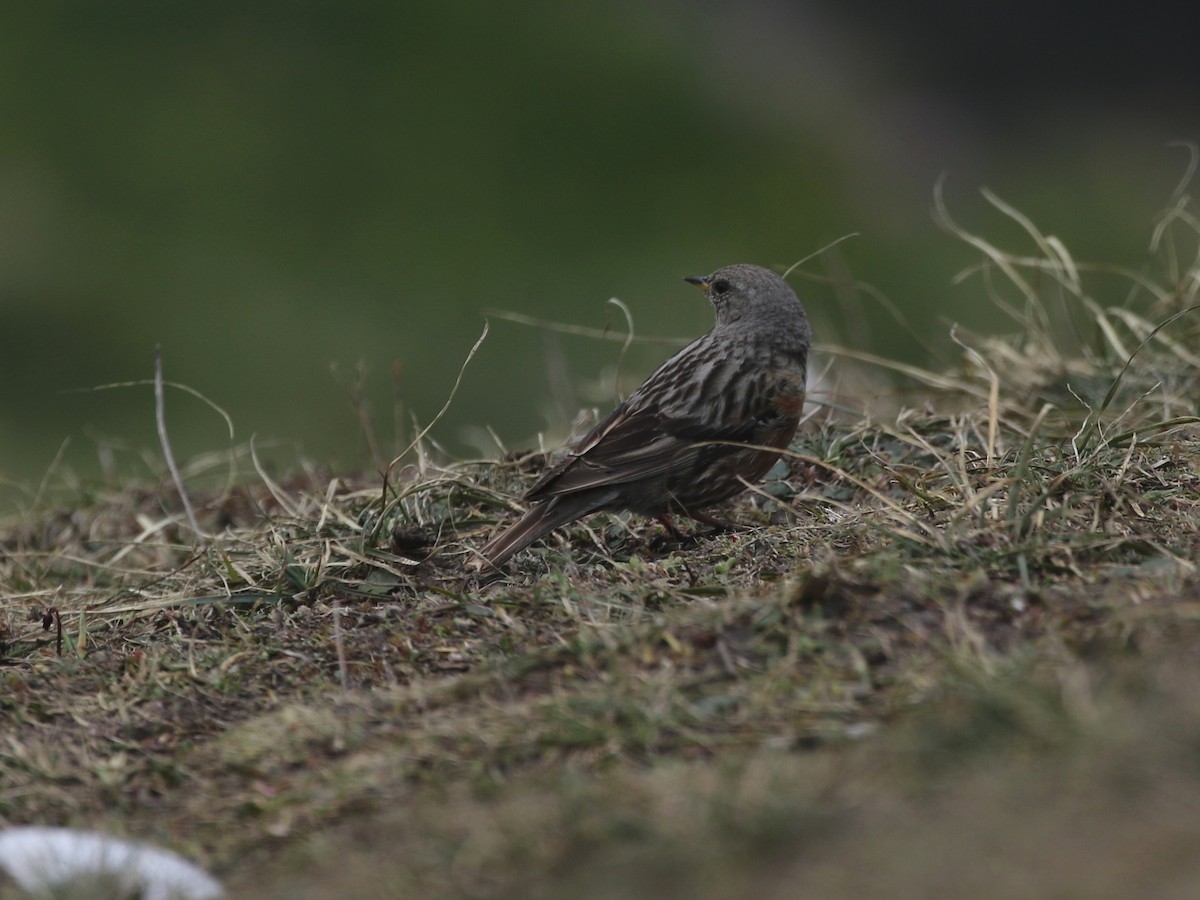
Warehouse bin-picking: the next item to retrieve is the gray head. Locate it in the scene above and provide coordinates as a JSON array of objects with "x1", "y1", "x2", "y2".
[{"x1": 684, "y1": 263, "x2": 809, "y2": 334}]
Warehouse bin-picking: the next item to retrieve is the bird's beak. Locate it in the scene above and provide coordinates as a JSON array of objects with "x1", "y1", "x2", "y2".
[{"x1": 683, "y1": 275, "x2": 709, "y2": 292}]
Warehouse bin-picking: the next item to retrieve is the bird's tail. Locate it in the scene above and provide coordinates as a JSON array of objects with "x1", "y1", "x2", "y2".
[{"x1": 478, "y1": 496, "x2": 602, "y2": 570}]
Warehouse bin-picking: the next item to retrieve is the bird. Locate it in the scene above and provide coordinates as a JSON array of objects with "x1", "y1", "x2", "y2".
[{"x1": 479, "y1": 263, "x2": 811, "y2": 570}]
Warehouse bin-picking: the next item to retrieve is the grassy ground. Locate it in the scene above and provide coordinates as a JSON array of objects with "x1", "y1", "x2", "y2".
[{"x1": 2, "y1": 182, "x2": 1200, "y2": 898}]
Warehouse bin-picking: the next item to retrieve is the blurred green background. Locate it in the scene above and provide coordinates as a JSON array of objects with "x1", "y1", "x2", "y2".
[{"x1": 1, "y1": 1, "x2": 1195, "y2": 500}]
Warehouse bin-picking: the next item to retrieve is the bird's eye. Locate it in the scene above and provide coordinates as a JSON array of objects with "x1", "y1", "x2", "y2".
[{"x1": 712, "y1": 279, "x2": 731, "y2": 295}]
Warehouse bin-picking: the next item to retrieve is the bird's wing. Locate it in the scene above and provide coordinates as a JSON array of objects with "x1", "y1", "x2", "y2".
[
  {"x1": 525, "y1": 407, "x2": 704, "y2": 499},
  {"x1": 527, "y1": 362, "x2": 804, "y2": 500}
]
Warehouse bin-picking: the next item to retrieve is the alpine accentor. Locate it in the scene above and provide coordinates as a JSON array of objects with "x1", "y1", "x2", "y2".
[{"x1": 481, "y1": 263, "x2": 811, "y2": 568}]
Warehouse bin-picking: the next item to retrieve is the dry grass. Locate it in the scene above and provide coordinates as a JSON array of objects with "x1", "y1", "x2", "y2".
[{"x1": 2, "y1": 163, "x2": 1200, "y2": 897}]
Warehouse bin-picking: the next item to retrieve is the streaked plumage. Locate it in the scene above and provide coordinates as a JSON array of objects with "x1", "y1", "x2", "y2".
[{"x1": 481, "y1": 263, "x2": 811, "y2": 569}]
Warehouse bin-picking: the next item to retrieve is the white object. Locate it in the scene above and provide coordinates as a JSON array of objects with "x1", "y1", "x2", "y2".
[{"x1": 0, "y1": 827, "x2": 223, "y2": 899}]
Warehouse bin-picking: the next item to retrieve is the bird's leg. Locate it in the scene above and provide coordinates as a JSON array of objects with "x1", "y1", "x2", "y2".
[
  {"x1": 680, "y1": 509, "x2": 739, "y2": 531},
  {"x1": 657, "y1": 511, "x2": 742, "y2": 546},
  {"x1": 656, "y1": 514, "x2": 685, "y2": 542}
]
